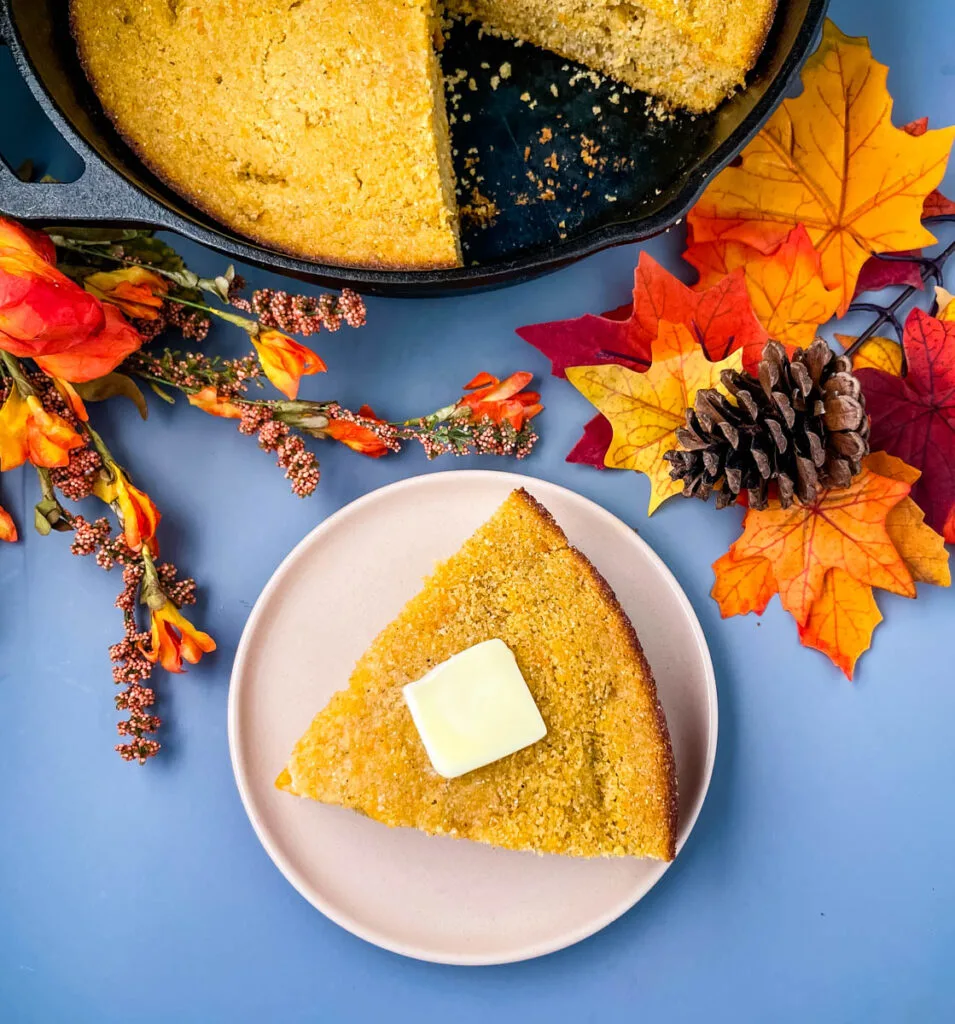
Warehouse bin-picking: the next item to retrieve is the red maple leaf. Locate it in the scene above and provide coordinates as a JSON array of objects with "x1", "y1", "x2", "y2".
[
  {"x1": 517, "y1": 252, "x2": 768, "y2": 379},
  {"x1": 853, "y1": 250, "x2": 924, "y2": 298},
  {"x1": 567, "y1": 413, "x2": 614, "y2": 468},
  {"x1": 518, "y1": 253, "x2": 768, "y2": 469},
  {"x1": 856, "y1": 308, "x2": 955, "y2": 543}
]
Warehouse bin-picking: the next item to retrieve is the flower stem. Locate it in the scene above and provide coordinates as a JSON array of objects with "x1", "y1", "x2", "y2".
[
  {"x1": 81, "y1": 421, "x2": 115, "y2": 468},
  {"x1": 0, "y1": 351, "x2": 37, "y2": 397},
  {"x1": 51, "y1": 235, "x2": 234, "y2": 305},
  {"x1": 165, "y1": 293, "x2": 257, "y2": 332}
]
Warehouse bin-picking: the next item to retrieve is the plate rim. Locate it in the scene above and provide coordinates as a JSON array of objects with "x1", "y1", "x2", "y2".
[{"x1": 228, "y1": 469, "x2": 718, "y2": 965}]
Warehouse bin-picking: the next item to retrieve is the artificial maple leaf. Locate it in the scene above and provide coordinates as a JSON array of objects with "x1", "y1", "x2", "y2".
[
  {"x1": 799, "y1": 454, "x2": 951, "y2": 675},
  {"x1": 688, "y1": 21, "x2": 955, "y2": 316},
  {"x1": 566, "y1": 322, "x2": 743, "y2": 513},
  {"x1": 837, "y1": 334, "x2": 903, "y2": 376},
  {"x1": 853, "y1": 251, "x2": 924, "y2": 297},
  {"x1": 796, "y1": 569, "x2": 882, "y2": 678},
  {"x1": 711, "y1": 552, "x2": 776, "y2": 618},
  {"x1": 849, "y1": 118, "x2": 955, "y2": 297},
  {"x1": 870, "y1": 452, "x2": 950, "y2": 586},
  {"x1": 567, "y1": 413, "x2": 613, "y2": 469},
  {"x1": 685, "y1": 225, "x2": 841, "y2": 349},
  {"x1": 725, "y1": 464, "x2": 914, "y2": 626},
  {"x1": 517, "y1": 251, "x2": 767, "y2": 378},
  {"x1": 936, "y1": 286, "x2": 955, "y2": 321},
  {"x1": 712, "y1": 453, "x2": 949, "y2": 678},
  {"x1": 903, "y1": 118, "x2": 955, "y2": 217},
  {"x1": 856, "y1": 308, "x2": 955, "y2": 543}
]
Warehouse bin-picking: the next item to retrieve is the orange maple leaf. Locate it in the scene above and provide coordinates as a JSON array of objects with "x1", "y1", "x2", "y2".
[
  {"x1": 688, "y1": 21, "x2": 955, "y2": 316},
  {"x1": 712, "y1": 453, "x2": 950, "y2": 678},
  {"x1": 796, "y1": 569, "x2": 883, "y2": 678},
  {"x1": 685, "y1": 225, "x2": 841, "y2": 349},
  {"x1": 566, "y1": 322, "x2": 743, "y2": 513}
]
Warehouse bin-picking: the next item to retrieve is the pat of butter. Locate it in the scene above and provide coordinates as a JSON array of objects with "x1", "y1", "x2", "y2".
[{"x1": 402, "y1": 639, "x2": 547, "y2": 779}]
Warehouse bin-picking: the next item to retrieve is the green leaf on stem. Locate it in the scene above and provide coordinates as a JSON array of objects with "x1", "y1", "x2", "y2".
[
  {"x1": 34, "y1": 497, "x2": 71, "y2": 535},
  {"x1": 148, "y1": 382, "x2": 176, "y2": 404},
  {"x1": 76, "y1": 373, "x2": 149, "y2": 420}
]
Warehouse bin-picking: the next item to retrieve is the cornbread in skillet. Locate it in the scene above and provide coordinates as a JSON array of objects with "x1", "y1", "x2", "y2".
[
  {"x1": 446, "y1": 0, "x2": 777, "y2": 113},
  {"x1": 278, "y1": 489, "x2": 678, "y2": 861},
  {"x1": 70, "y1": 0, "x2": 462, "y2": 269}
]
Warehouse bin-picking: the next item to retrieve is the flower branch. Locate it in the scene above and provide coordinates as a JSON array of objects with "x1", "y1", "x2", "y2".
[{"x1": 0, "y1": 215, "x2": 543, "y2": 762}]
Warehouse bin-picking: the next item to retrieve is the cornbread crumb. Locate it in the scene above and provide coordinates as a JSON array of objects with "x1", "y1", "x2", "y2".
[
  {"x1": 459, "y1": 187, "x2": 501, "y2": 228},
  {"x1": 279, "y1": 490, "x2": 678, "y2": 860}
]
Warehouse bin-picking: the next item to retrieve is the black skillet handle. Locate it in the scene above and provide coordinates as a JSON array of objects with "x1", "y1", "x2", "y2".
[
  {"x1": 0, "y1": 150, "x2": 167, "y2": 225},
  {"x1": 0, "y1": 2, "x2": 173, "y2": 228}
]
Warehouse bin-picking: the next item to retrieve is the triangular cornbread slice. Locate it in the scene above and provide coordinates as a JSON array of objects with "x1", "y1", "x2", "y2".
[{"x1": 278, "y1": 490, "x2": 677, "y2": 860}]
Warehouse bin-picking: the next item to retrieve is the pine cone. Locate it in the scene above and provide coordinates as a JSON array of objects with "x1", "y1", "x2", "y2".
[{"x1": 664, "y1": 339, "x2": 869, "y2": 510}]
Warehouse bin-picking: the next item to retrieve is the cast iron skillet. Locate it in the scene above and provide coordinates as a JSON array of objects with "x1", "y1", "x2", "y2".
[{"x1": 0, "y1": 0, "x2": 828, "y2": 296}]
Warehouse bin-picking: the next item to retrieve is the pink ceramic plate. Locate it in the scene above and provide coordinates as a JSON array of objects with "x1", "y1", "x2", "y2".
[{"x1": 229, "y1": 471, "x2": 717, "y2": 964}]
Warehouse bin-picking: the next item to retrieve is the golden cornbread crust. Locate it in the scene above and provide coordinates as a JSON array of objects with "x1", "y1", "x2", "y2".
[
  {"x1": 71, "y1": 0, "x2": 462, "y2": 270},
  {"x1": 279, "y1": 488, "x2": 678, "y2": 861}
]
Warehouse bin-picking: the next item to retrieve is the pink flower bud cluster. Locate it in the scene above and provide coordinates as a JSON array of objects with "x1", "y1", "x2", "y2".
[{"x1": 232, "y1": 287, "x2": 366, "y2": 336}]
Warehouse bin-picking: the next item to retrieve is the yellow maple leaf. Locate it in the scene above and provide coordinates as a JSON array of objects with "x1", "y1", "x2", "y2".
[
  {"x1": 936, "y1": 286, "x2": 955, "y2": 321},
  {"x1": 686, "y1": 225, "x2": 841, "y2": 349},
  {"x1": 566, "y1": 322, "x2": 743, "y2": 514},
  {"x1": 837, "y1": 333, "x2": 903, "y2": 375},
  {"x1": 869, "y1": 451, "x2": 951, "y2": 586},
  {"x1": 688, "y1": 20, "x2": 955, "y2": 315}
]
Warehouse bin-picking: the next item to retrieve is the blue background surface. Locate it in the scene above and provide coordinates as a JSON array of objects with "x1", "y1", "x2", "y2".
[{"x1": 2, "y1": 1, "x2": 954, "y2": 1020}]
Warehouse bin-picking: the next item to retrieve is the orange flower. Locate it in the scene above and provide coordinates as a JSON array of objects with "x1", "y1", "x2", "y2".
[
  {"x1": 0, "y1": 218, "x2": 103, "y2": 356},
  {"x1": 0, "y1": 388, "x2": 83, "y2": 470},
  {"x1": 92, "y1": 462, "x2": 161, "y2": 555},
  {"x1": 145, "y1": 598, "x2": 216, "y2": 674},
  {"x1": 456, "y1": 372, "x2": 543, "y2": 430},
  {"x1": 325, "y1": 406, "x2": 392, "y2": 457},
  {"x1": 0, "y1": 217, "x2": 144, "y2": 382},
  {"x1": 251, "y1": 328, "x2": 326, "y2": 400},
  {"x1": 33, "y1": 304, "x2": 143, "y2": 383},
  {"x1": 51, "y1": 376, "x2": 89, "y2": 422},
  {"x1": 0, "y1": 504, "x2": 17, "y2": 542},
  {"x1": 83, "y1": 266, "x2": 170, "y2": 321},
  {"x1": 187, "y1": 385, "x2": 245, "y2": 419}
]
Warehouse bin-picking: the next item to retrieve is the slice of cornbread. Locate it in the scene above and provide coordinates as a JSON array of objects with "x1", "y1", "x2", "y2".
[
  {"x1": 447, "y1": 0, "x2": 777, "y2": 113},
  {"x1": 278, "y1": 489, "x2": 678, "y2": 860},
  {"x1": 71, "y1": 0, "x2": 462, "y2": 269}
]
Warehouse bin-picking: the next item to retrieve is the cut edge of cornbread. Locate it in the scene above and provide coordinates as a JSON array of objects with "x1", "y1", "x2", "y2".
[{"x1": 278, "y1": 488, "x2": 678, "y2": 862}]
